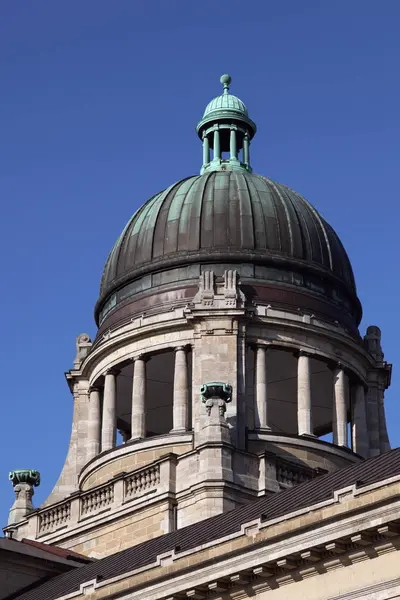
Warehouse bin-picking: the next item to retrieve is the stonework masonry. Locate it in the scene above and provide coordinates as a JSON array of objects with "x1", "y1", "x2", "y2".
[{"x1": 4, "y1": 76, "x2": 395, "y2": 600}]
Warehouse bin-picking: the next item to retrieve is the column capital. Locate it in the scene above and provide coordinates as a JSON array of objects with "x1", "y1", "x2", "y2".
[
  {"x1": 174, "y1": 345, "x2": 189, "y2": 353},
  {"x1": 294, "y1": 349, "x2": 313, "y2": 359},
  {"x1": 88, "y1": 385, "x2": 101, "y2": 394},
  {"x1": 105, "y1": 367, "x2": 120, "y2": 377},
  {"x1": 131, "y1": 354, "x2": 149, "y2": 364},
  {"x1": 251, "y1": 342, "x2": 270, "y2": 352}
]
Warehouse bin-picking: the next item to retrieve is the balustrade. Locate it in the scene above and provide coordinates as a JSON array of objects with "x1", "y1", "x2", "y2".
[
  {"x1": 81, "y1": 484, "x2": 114, "y2": 516},
  {"x1": 125, "y1": 464, "x2": 160, "y2": 499},
  {"x1": 39, "y1": 502, "x2": 71, "y2": 534},
  {"x1": 35, "y1": 462, "x2": 163, "y2": 537}
]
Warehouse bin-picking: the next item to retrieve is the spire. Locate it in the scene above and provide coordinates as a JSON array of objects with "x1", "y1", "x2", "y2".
[{"x1": 196, "y1": 74, "x2": 257, "y2": 175}]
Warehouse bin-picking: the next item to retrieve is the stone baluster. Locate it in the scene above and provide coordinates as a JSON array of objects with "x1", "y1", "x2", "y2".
[
  {"x1": 171, "y1": 346, "x2": 189, "y2": 432},
  {"x1": 297, "y1": 351, "x2": 313, "y2": 436},
  {"x1": 87, "y1": 386, "x2": 101, "y2": 460},
  {"x1": 255, "y1": 345, "x2": 270, "y2": 430},
  {"x1": 333, "y1": 365, "x2": 348, "y2": 447},
  {"x1": 101, "y1": 370, "x2": 118, "y2": 451},
  {"x1": 131, "y1": 356, "x2": 146, "y2": 440},
  {"x1": 351, "y1": 384, "x2": 369, "y2": 458}
]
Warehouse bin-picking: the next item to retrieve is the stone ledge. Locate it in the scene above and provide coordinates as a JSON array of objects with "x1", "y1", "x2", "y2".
[{"x1": 79, "y1": 433, "x2": 193, "y2": 488}]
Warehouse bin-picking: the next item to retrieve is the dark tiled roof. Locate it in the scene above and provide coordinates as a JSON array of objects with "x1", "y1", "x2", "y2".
[
  {"x1": 14, "y1": 448, "x2": 400, "y2": 600},
  {"x1": 20, "y1": 539, "x2": 92, "y2": 564}
]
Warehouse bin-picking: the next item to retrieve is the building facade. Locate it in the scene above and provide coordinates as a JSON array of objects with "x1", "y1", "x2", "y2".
[{"x1": 3, "y1": 76, "x2": 398, "y2": 600}]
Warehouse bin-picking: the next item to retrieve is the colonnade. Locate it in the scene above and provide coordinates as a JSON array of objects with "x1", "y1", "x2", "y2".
[
  {"x1": 202, "y1": 125, "x2": 250, "y2": 168},
  {"x1": 253, "y1": 346, "x2": 369, "y2": 455},
  {"x1": 86, "y1": 343, "x2": 370, "y2": 463},
  {"x1": 86, "y1": 346, "x2": 190, "y2": 462}
]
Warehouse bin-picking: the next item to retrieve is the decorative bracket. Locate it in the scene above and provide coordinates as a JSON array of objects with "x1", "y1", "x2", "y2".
[{"x1": 200, "y1": 382, "x2": 232, "y2": 417}]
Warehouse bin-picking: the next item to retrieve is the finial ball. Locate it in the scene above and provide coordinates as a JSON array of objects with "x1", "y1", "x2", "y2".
[{"x1": 220, "y1": 74, "x2": 231, "y2": 87}]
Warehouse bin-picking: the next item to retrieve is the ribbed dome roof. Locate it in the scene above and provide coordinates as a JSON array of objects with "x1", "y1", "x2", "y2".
[
  {"x1": 203, "y1": 93, "x2": 248, "y2": 118},
  {"x1": 98, "y1": 171, "x2": 356, "y2": 312}
]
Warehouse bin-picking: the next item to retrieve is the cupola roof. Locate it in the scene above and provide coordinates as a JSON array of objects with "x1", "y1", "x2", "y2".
[{"x1": 95, "y1": 75, "x2": 361, "y2": 332}]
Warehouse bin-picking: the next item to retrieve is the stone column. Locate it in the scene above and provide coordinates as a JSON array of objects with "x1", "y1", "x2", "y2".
[
  {"x1": 87, "y1": 386, "x2": 101, "y2": 460},
  {"x1": 131, "y1": 356, "x2": 146, "y2": 440},
  {"x1": 171, "y1": 346, "x2": 189, "y2": 432},
  {"x1": 213, "y1": 128, "x2": 221, "y2": 160},
  {"x1": 202, "y1": 134, "x2": 209, "y2": 166},
  {"x1": 101, "y1": 370, "x2": 117, "y2": 452},
  {"x1": 378, "y1": 388, "x2": 391, "y2": 454},
  {"x1": 351, "y1": 384, "x2": 369, "y2": 458},
  {"x1": 297, "y1": 351, "x2": 313, "y2": 436},
  {"x1": 230, "y1": 127, "x2": 237, "y2": 160},
  {"x1": 333, "y1": 366, "x2": 348, "y2": 447},
  {"x1": 254, "y1": 345, "x2": 270, "y2": 430}
]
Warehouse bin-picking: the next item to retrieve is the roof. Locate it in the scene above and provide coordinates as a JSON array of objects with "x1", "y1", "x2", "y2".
[
  {"x1": 203, "y1": 92, "x2": 248, "y2": 117},
  {"x1": 0, "y1": 537, "x2": 91, "y2": 567},
  {"x1": 14, "y1": 448, "x2": 400, "y2": 600},
  {"x1": 96, "y1": 171, "x2": 358, "y2": 325},
  {"x1": 20, "y1": 539, "x2": 92, "y2": 564}
]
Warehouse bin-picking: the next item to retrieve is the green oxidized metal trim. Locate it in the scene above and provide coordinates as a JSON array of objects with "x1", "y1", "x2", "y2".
[
  {"x1": 196, "y1": 74, "x2": 257, "y2": 140},
  {"x1": 9, "y1": 470, "x2": 41, "y2": 487},
  {"x1": 200, "y1": 382, "x2": 232, "y2": 403}
]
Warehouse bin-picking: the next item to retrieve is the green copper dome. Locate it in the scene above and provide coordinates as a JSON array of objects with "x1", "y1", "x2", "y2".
[
  {"x1": 94, "y1": 75, "x2": 362, "y2": 337},
  {"x1": 203, "y1": 74, "x2": 249, "y2": 118},
  {"x1": 203, "y1": 93, "x2": 248, "y2": 116},
  {"x1": 196, "y1": 75, "x2": 257, "y2": 175}
]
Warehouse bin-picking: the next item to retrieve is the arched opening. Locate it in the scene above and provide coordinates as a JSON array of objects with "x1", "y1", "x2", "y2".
[
  {"x1": 114, "y1": 349, "x2": 193, "y2": 442},
  {"x1": 247, "y1": 347, "x2": 350, "y2": 443}
]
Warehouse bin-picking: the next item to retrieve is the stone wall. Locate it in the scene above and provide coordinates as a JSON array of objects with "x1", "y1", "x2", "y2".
[
  {"x1": 61, "y1": 500, "x2": 171, "y2": 558},
  {"x1": 82, "y1": 443, "x2": 192, "y2": 490}
]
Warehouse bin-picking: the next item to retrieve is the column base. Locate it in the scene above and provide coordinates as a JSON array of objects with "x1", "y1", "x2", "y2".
[
  {"x1": 129, "y1": 436, "x2": 145, "y2": 443},
  {"x1": 169, "y1": 428, "x2": 187, "y2": 434},
  {"x1": 255, "y1": 427, "x2": 272, "y2": 433},
  {"x1": 299, "y1": 432, "x2": 316, "y2": 438}
]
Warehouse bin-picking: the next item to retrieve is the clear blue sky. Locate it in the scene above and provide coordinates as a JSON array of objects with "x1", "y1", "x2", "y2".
[{"x1": 0, "y1": 1, "x2": 399, "y2": 521}]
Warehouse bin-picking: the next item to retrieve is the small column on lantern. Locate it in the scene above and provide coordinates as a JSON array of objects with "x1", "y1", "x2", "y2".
[
  {"x1": 213, "y1": 127, "x2": 221, "y2": 161},
  {"x1": 243, "y1": 132, "x2": 250, "y2": 167},
  {"x1": 202, "y1": 133, "x2": 210, "y2": 167},
  {"x1": 230, "y1": 126, "x2": 238, "y2": 164}
]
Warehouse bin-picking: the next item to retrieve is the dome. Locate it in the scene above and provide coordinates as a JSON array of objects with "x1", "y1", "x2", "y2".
[
  {"x1": 196, "y1": 74, "x2": 256, "y2": 144},
  {"x1": 96, "y1": 171, "x2": 360, "y2": 329},
  {"x1": 203, "y1": 93, "x2": 248, "y2": 118},
  {"x1": 95, "y1": 75, "x2": 361, "y2": 333}
]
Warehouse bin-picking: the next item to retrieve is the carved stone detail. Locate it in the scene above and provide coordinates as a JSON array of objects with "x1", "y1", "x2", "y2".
[
  {"x1": 364, "y1": 326, "x2": 384, "y2": 362},
  {"x1": 200, "y1": 382, "x2": 232, "y2": 417},
  {"x1": 8, "y1": 470, "x2": 40, "y2": 525},
  {"x1": 74, "y1": 333, "x2": 92, "y2": 369},
  {"x1": 191, "y1": 270, "x2": 245, "y2": 310}
]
